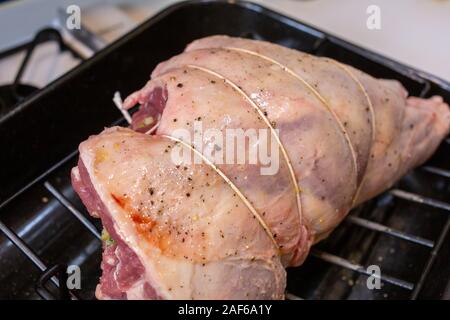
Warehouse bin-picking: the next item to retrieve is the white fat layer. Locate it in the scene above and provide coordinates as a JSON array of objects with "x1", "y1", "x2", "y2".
[
  {"x1": 125, "y1": 279, "x2": 146, "y2": 300},
  {"x1": 80, "y1": 148, "x2": 171, "y2": 299},
  {"x1": 72, "y1": 166, "x2": 80, "y2": 181}
]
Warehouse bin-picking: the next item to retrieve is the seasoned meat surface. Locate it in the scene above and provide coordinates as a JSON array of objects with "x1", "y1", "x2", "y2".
[{"x1": 72, "y1": 36, "x2": 450, "y2": 299}]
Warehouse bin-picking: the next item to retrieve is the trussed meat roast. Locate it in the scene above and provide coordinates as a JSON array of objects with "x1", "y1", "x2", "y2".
[{"x1": 72, "y1": 36, "x2": 450, "y2": 299}]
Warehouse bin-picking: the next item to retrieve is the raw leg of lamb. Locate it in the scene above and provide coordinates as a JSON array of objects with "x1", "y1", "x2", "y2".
[{"x1": 71, "y1": 36, "x2": 450, "y2": 299}]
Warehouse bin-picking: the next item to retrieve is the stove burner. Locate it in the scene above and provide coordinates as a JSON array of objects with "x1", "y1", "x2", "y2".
[{"x1": 0, "y1": 28, "x2": 83, "y2": 116}]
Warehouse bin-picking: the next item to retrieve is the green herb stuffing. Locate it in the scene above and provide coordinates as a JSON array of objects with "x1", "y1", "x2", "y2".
[{"x1": 101, "y1": 229, "x2": 115, "y2": 246}]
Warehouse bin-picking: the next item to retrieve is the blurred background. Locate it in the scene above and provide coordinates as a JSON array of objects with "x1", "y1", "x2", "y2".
[{"x1": 0, "y1": 0, "x2": 449, "y2": 88}]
